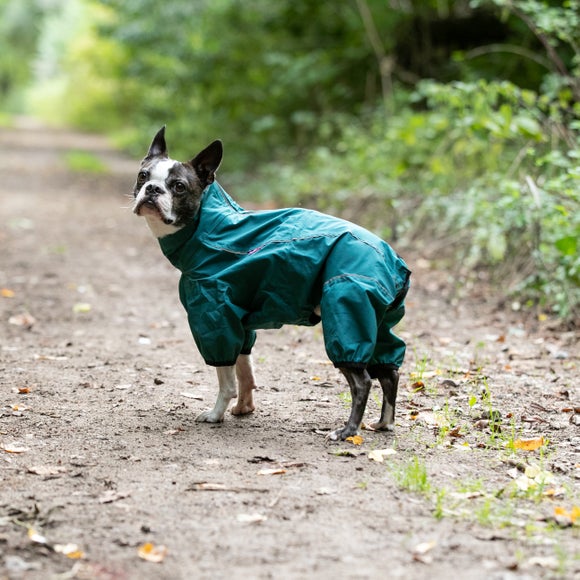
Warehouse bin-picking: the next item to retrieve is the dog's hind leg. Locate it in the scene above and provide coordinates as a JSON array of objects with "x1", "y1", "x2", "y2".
[
  {"x1": 369, "y1": 368, "x2": 399, "y2": 431},
  {"x1": 196, "y1": 365, "x2": 237, "y2": 423},
  {"x1": 231, "y1": 354, "x2": 256, "y2": 416},
  {"x1": 329, "y1": 368, "x2": 372, "y2": 441}
]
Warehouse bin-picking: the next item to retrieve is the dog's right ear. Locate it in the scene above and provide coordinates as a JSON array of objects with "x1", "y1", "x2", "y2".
[{"x1": 145, "y1": 125, "x2": 168, "y2": 159}]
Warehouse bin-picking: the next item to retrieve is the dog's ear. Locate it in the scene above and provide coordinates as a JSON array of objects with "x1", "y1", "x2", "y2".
[
  {"x1": 191, "y1": 140, "x2": 223, "y2": 185},
  {"x1": 145, "y1": 125, "x2": 168, "y2": 159}
]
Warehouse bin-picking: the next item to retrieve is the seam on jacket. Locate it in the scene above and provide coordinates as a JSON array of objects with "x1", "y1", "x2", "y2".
[
  {"x1": 323, "y1": 272, "x2": 394, "y2": 302},
  {"x1": 200, "y1": 230, "x2": 385, "y2": 257}
]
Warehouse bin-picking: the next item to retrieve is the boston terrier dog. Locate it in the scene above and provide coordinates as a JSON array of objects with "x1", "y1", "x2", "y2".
[{"x1": 132, "y1": 126, "x2": 411, "y2": 441}]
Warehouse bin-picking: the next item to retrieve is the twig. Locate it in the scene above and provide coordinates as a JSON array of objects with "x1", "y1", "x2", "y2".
[{"x1": 463, "y1": 44, "x2": 553, "y2": 71}]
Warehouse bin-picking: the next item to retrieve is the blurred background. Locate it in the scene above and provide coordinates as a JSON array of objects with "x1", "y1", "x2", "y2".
[{"x1": 0, "y1": 0, "x2": 578, "y2": 320}]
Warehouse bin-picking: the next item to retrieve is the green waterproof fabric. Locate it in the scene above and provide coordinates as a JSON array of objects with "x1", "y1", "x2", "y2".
[{"x1": 159, "y1": 182, "x2": 411, "y2": 368}]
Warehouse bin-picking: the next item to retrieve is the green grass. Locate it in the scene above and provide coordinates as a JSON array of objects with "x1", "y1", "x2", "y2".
[{"x1": 391, "y1": 456, "x2": 431, "y2": 494}]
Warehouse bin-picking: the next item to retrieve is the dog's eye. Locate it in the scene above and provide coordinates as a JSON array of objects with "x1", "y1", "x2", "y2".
[
  {"x1": 174, "y1": 182, "x2": 187, "y2": 194},
  {"x1": 137, "y1": 171, "x2": 148, "y2": 182}
]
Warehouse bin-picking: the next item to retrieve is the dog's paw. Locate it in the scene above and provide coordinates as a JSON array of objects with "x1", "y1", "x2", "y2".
[
  {"x1": 327, "y1": 425, "x2": 359, "y2": 441},
  {"x1": 195, "y1": 409, "x2": 225, "y2": 423},
  {"x1": 231, "y1": 401, "x2": 255, "y2": 416},
  {"x1": 369, "y1": 420, "x2": 395, "y2": 432}
]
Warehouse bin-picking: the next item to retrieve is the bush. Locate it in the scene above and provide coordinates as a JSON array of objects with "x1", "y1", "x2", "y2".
[{"x1": 255, "y1": 78, "x2": 579, "y2": 319}]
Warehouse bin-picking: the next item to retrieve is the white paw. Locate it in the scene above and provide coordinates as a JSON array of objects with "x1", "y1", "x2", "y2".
[
  {"x1": 327, "y1": 425, "x2": 359, "y2": 441},
  {"x1": 195, "y1": 409, "x2": 225, "y2": 423}
]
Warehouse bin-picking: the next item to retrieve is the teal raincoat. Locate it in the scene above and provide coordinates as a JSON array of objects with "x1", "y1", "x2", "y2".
[{"x1": 159, "y1": 182, "x2": 410, "y2": 372}]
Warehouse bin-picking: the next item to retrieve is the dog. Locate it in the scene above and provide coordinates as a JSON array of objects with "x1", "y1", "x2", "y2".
[{"x1": 132, "y1": 126, "x2": 410, "y2": 440}]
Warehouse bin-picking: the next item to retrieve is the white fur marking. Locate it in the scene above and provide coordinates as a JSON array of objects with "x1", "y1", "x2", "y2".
[
  {"x1": 150, "y1": 158, "x2": 177, "y2": 182},
  {"x1": 196, "y1": 365, "x2": 237, "y2": 423},
  {"x1": 134, "y1": 158, "x2": 183, "y2": 238}
]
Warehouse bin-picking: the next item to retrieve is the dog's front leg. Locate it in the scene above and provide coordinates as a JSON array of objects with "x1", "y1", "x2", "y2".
[
  {"x1": 329, "y1": 368, "x2": 372, "y2": 441},
  {"x1": 195, "y1": 366, "x2": 237, "y2": 423},
  {"x1": 231, "y1": 354, "x2": 256, "y2": 416}
]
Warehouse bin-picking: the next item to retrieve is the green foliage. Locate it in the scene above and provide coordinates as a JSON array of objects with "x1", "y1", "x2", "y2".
[
  {"x1": 252, "y1": 1, "x2": 580, "y2": 319},
  {"x1": 54, "y1": 0, "x2": 376, "y2": 164},
  {"x1": 259, "y1": 77, "x2": 579, "y2": 318},
  {"x1": 0, "y1": 0, "x2": 47, "y2": 110},
  {"x1": 2, "y1": 0, "x2": 578, "y2": 318}
]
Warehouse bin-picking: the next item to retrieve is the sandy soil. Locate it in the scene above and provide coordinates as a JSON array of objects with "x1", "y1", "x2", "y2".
[{"x1": 0, "y1": 119, "x2": 578, "y2": 579}]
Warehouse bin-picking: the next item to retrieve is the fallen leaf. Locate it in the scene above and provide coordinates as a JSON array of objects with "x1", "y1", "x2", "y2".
[
  {"x1": 413, "y1": 540, "x2": 436, "y2": 555},
  {"x1": 9, "y1": 313, "x2": 36, "y2": 329},
  {"x1": 180, "y1": 392, "x2": 203, "y2": 400},
  {"x1": 412, "y1": 540, "x2": 437, "y2": 563},
  {"x1": 138, "y1": 542, "x2": 167, "y2": 563},
  {"x1": 1, "y1": 288, "x2": 15, "y2": 298},
  {"x1": 2, "y1": 444, "x2": 29, "y2": 454},
  {"x1": 447, "y1": 426, "x2": 462, "y2": 438},
  {"x1": 236, "y1": 513, "x2": 267, "y2": 524},
  {"x1": 542, "y1": 487, "x2": 565, "y2": 498},
  {"x1": 346, "y1": 435, "x2": 364, "y2": 446},
  {"x1": 410, "y1": 381, "x2": 425, "y2": 392},
  {"x1": 28, "y1": 529, "x2": 47, "y2": 544},
  {"x1": 524, "y1": 464, "x2": 541, "y2": 479},
  {"x1": 187, "y1": 482, "x2": 268, "y2": 493},
  {"x1": 315, "y1": 487, "x2": 336, "y2": 495},
  {"x1": 18, "y1": 387, "x2": 31, "y2": 394},
  {"x1": 368, "y1": 448, "x2": 397, "y2": 463},
  {"x1": 409, "y1": 371, "x2": 439, "y2": 380},
  {"x1": 27, "y1": 465, "x2": 68, "y2": 477},
  {"x1": 554, "y1": 505, "x2": 580, "y2": 525},
  {"x1": 98, "y1": 490, "x2": 131, "y2": 504},
  {"x1": 527, "y1": 556, "x2": 558, "y2": 569},
  {"x1": 257, "y1": 468, "x2": 286, "y2": 476},
  {"x1": 54, "y1": 543, "x2": 85, "y2": 559},
  {"x1": 514, "y1": 466, "x2": 554, "y2": 492},
  {"x1": 33, "y1": 354, "x2": 68, "y2": 361},
  {"x1": 514, "y1": 437, "x2": 544, "y2": 451},
  {"x1": 73, "y1": 303, "x2": 91, "y2": 314}
]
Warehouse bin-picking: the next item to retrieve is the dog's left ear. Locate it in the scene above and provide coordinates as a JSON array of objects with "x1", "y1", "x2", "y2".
[{"x1": 191, "y1": 140, "x2": 223, "y2": 185}]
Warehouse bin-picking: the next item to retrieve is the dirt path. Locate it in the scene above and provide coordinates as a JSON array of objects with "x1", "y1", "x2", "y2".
[{"x1": 1, "y1": 119, "x2": 578, "y2": 580}]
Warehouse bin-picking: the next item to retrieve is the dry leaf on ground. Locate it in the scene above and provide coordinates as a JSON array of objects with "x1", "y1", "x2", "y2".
[
  {"x1": 138, "y1": 542, "x2": 167, "y2": 563},
  {"x1": 2, "y1": 444, "x2": 29, "y2": 454},
  {"x1": 257, "y1": 468, "x2": 286, "y2": 476},
  {"x1": 236, "y1": 513, "x2": 267, "y2": 524},
  {"x1": 27, "y1": 465, "x2": 68, "y2": 477},
  {"x1": 54, "y1": 543, "x2": 85, "y2": 559},
  {"x1": 27, "y1": 529, "x2": 47, "y2": 544},
  {"x1": 368, "y1": 449, "x2": 397, "y2": 463},
  {"x1": 8, "y1": 313, "x2": 36, "y2": 328},
  {"x1": 514, "y1": 436, "x2": 544, "y2": 451},
  {"x1": 98, "y1": 490, "x2": 130, "y2": 504}
]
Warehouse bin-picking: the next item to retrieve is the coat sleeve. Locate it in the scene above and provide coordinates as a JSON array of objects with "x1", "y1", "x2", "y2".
[{"x1": 179, "y1": 276, "x2": 252, "y2": 366}]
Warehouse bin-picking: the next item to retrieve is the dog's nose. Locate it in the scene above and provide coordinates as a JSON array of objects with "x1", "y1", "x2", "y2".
[{"x1": 145, "y1": 183, "x2": 164, "y2": 196}]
